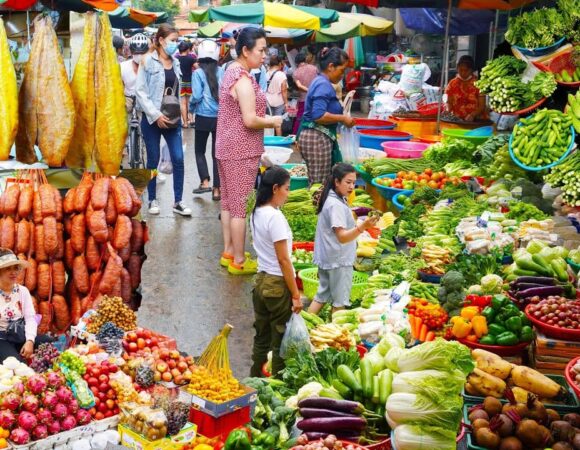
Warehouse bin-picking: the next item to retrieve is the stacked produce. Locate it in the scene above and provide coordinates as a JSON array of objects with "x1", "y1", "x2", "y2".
[
  {"x1": 294, "y1": 434, "x2": 363, "y2": 450},
  {"x1": 545, "y1": 148, "x2": 580, "y2": 207},
  {"x1": 309, "y1": 323, "x2": 356, "y2": 352},
  {"x1": 83, "y1": 361, "x2": 121, "y2": 420},
  {"x1": 86, "y1": 297, "x2": 137, "y2": 334},
  {"x1": 374, "y1": 169, "x2": 459, "y2": 191},
  {"x1": 291, "y1": 248, "x2": 313, "y2": 266},
  {"x1": 0, "y1": 17, "x2": 18, "y2": 161},
  {"x1": 407, "y1": 298, "x2": 447, "y2": 342},
  {"x1": 566, "y1": 91, "x2": 580, "y2": 133},
  {"x1": 527, "y1": 297, "x2": 580, "y2": 331},
  {"x1": 281, "y1": 188, "x2": 317, "y2": 242}
]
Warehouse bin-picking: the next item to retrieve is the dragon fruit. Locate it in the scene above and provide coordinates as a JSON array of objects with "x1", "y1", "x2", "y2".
[
  {"x1": 55, "y1": 386, "x2": 73, "y2": 403},
  {"x1": 53, "y1": 403, "x2": 68, "y2": 420},
  {"x1": 0, "y1": 410, "x2": 16, "y2": 429},
  {"x1": 1, "y1": 391, "x2": 22, "y2": 411},
  {"x1": 32, "y1": 424, "x2": 48, "y2": 440},
  {"x1": 47, "y1": 420, "x2": 60, "y2": 435},
  {"x1": 22, "y1": 394, "x2": 40, "y2": 413},
  {"x1": 10, "y1": 428, "x2": 30, "y2": 445},
  {"x1": 60, "y1": 415, "x2": 77, "y2": 431},
  {"x1": 26, "y1": 374, "x2": 47, "y2": 395},
  {"x1": 68, "y1": 399, "x2": 79, "y2": 415},
  {"x1": 37, "y1": 409, "x2": 53, "y2": 426},
  {"x1": 76, "y1": 409, "x2": 91, "y2": 426},
  {"x1": 42, "y1": 391, "x2": 58, "y2": 410},
  {"x1": 12, "y1": 381, "x2": 25, "y2": 394},
  {"x1": 17, "y1": 411, "x2": 38, "y2": 431},
  {"x1": 46, "y1": 371, "x2": 64, "y2": 389}
]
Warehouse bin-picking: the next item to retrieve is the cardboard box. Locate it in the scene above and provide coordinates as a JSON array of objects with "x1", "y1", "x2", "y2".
[
  {"x1": 119, "y1": 422, "x2": 197, "y2": 450},
  {"x1": 179, "y1": 385, "x2": 257, "y2": 418}
]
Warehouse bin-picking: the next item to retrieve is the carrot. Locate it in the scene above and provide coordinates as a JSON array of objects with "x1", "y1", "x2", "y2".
[
  {"x1": 414, "y1": 316, "x2": 423, "y2": 338},
  {"x1": 408, "y1": 314, "x2": 416, "y2": 338},
  {"x1": 419, "y1": 324, "x2": 428, "y2": 342},
  {"x1": 425, "y1": 331, "x2": 436, "y2": 342}
]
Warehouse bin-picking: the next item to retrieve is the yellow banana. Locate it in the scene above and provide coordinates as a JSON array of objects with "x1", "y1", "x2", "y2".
[{"x1": 0, "y1": 17, "x2": 18, "y2": 160}]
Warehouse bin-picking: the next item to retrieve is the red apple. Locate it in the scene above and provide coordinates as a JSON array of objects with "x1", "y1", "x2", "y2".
[
  {"x1": 167, "y1": 360, "x2": 177, "y2": 370},
  {"x1": 94, "y1": 398, "x2": 101, "y2": 407},
  {"x1": 150, "y1": 337, "x2": 159, "y2": 347},
  {"x1": 106, "y1": 390, "x2": 116, "y2": 400},
  {"x1": 104, "y1": 410, "x2": 113, "y2": 418},
  {"x1": 177, "y1": 361, "x2": 188, "y2": 372},
  {"x1": 145, "y1": 339, "x2": 152, "y2": 347},
  {"x1": 98, "y1": 375, "x2": 109, "y2": 384},
  {"x1": 128, "y1": 342, "x2": 138, "y2": 352},
  {"x1": 156, "y1": 362, "x2": 168, "y2": 373},
  {"x1": 98, "y1": 392, "x2": 106, "y2": 401},
  {"x1": 137, "y1": 338, "x2": 146, "y2": 350},
  {"x1": 169, "y1": 350, "x2": 180, "y2": 360},
  {"x1": 142, "y1": 329, "x2": 152, "y2": 339},
  {"x1": 108, "y1": 365, "x2": 119, "y2": 374},
  {"x1": 95, "y1": 412, "x2": 104, "y2": 420},
  {"x1": 105, "y1": 400, "x2": 115, "y2": 410},
  {"x1": 126, "y1": 331, "x2": 138, "y2": 342},
  {"x1": 98, "y1": 382, "x2": 109, "y2": 392},
  {"x1": 98, "y1": 402, "x2": 108, "y2": 413},
  {"x1": 88, "y1": 377, "x2": 99, "y2": 387},
  {"x1": 90, "y1": 386, "x2": 99, "y2": 396}
]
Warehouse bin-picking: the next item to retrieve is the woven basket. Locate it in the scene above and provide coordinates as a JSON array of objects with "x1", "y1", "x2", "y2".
[{"x1": 537, "y1": 51, "x2": 580, "y2": 88}]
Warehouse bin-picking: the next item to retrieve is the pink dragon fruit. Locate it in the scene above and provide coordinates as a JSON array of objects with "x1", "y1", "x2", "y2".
[
  {"x1": 55, "y1": 386, "x2": 73, "y2": 403},
  {"x1": 47, "y1": 420, "x2": 60, "y2": 435},
  {"x1": 10, "y1": 428, "x2": 30, "y2": 445},
  {"x1": 37, "y1": 409, "x2": 53, "y2": 426},
  {"x1": 0, "y1": 410, "x2": 16, "y2": 429},
  {"x1": 46, "y1": 371, "x2": 63, "y2": 389},
  {"x1": 41, "y1": 391, "x2": 58, "y2": 410},
  {"x1": 26, "y1": 375, "x2": 47, "y2": 395},
  {"x1": 1, "y1": 392, "x2": 22, "y2": 411},
  {"x1": 60, "y1": 416, "x2": 77, "y2": 431},
  {"x1": 12, "y1": 381, "x2": 25, "y2": 395},
  {"x1": 17, "y1": 411, "x2": 38, "y2": 431},
  {"x1": 75, "y1": 409, "x2": 91, "y2": 426},
  {"x1": 68, "y1": 399, "x2": 79, "y2": 415},
  {"x1": 32, "y1": 424, "x2": 48, "y2": 440},
  {"x1": 22, "y1": 394, "x2": 40, "y2": 413},
  {"x1": 53, "y1": 403, "x2": 68, "y2": 420}
]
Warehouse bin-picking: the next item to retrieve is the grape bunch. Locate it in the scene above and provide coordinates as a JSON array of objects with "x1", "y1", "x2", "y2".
[
  {"x1": 59, "y1": 350, "x2": 86, "y2": 375},
  {"x1": 96, "y1": 322, "x2": 125, "y2": 341},
  {"x1": 29, "y1": 343, "x2": 60, "y2": 373}
]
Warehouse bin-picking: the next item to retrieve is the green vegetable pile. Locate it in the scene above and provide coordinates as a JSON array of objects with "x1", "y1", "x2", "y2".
[
  {"x1": 476, "y1": 56, "x2": 527, "y2": 93},
  {"x1": 422, "y1": 138, "x2": 475, "y2": 170},
  {"x1": 505, "y1": 5, "x2": 568, "y2": 48},
  {"x1": 447, "y1": 250, "x2": 504, "y2": 287},
  {"x1": 362, "y1": 157, "x2": 432, "y2": 178},
  {"x1": 479, "y1": 295, "x2": 533, "y2": 346},
  {"x1": 437, "y1": 270, "x2": 466, "y2": 317},
  {"x1": 545, "y1": 148, "x2": 580, "y2": 206},
  {"x1": 281, "y1": 188, "x2": 318, "y2": 242}
]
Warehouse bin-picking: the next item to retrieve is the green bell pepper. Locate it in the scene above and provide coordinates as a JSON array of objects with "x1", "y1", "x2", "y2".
[
  {"x1": 254, "y1": 432, "x2": 276, "y2": 447},
  {"x1": 479, "y1": 335, "x2": 497, "y2": 345},
  {"x1": 520, "y1": 325, "x2": 533, "y2": 342},
  {"x1": 505, "y1": 316, "x2": 523, "y2": 334},
  {"x1": 495, "y1": 331, "x2": 519, "y2": 346},
  {"x1": 491, "y1": 295, "x2": 508, "y2": 311},
  {"x1": 225, "y1": 430, "x2": 252, "y2": 450},
  {"x1": 497, "y1": 303, "x2": 521, "y2": 322},
  {"x1": 481, "y1": 306, "x2": 496, "y2": 323},
  {"x1": 487, "y1": 323, "x2": 507, "y2": 337}
]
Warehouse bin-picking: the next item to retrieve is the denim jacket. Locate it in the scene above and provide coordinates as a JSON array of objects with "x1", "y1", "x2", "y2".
[
  {"x1": 189, "y1": 66, "x2": 224, "y2": 118},
  {"x1": 136, "y1": 50, "x2": 182, "y2": 125}
]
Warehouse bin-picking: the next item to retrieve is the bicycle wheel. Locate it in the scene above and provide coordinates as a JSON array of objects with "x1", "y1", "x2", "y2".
[
  {"x1": 129, "y1": 126, "x2": 140, "y2": 169},
  {"x1": 138, "y1": 132, "x2": 147, "y2": 168}
]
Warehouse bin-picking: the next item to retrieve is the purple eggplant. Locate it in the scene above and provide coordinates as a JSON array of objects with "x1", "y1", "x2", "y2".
[
  {"x1": 514, "y1": 276, "x2": 556, "y2": 285},
  {"x1": 352, "y1": 207, "x2": 373, "y2": 217},
  {"x1": 297, "y1": 417, "x2": 367, "y2": 432},
  {"x1": 510, "y1": 282, "x2": 554, "y2": 291},
  {"x1": 299, "y1": 408, "x2": 359, "y2": 419},
  {"x1": 516, "y1": 285, "x2": 564, "y2": 298},
  {"x1": 298, "y1": 398, "x2": 365, "y2": 414}
]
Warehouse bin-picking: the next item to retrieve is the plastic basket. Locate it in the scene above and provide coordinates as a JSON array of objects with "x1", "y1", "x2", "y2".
[
  {"x1": 298, "y1": 267, "x2": 369, "y2": 301},
  {"x1": 264, "y1": 146, "x2": 293, "y2": 165},
  {"x1": 359, "y1": 129, "x2": 413, "y2": 150},
  {"x1": 508, "y1": 121, "x2": 575, "y2": 172},
  {"x1": 415, "y1": 134, "x2": 442, "y2": 144},
  {"x1": 392, "y1": 190, "x2": 413, "y2": 211},
  {"x1": 281, "y1": 163, "x2": 309, "y2": 190},
  {"x1": 264, "y1": 135, "x2": 295, "y2": 147},
  {"x1": 292, "y1": 242, "x2": 315, "y2": 271},
  {"x1": 512, "y1": 36, "x2": 566, "y2": 57},
  {"x1": 371, "y1": 174, "x2": 405, "y2": 200},
  {"x1": 381, "y1": 141, "x2": 430, "y2": 158},
  {"x1": 442, "y1": 128, "x2": 492, "y2": 146},
  {"x1": 417, "y1": 102, "x2": 444, "y2": 116},
  {"x1": 525, "y1": 303, "x2": 580, "y2": 340},
  {"x1": 565, "y1": 356, "x2": 580, "y2": 398},
  {"x1": 545, "y1": 51, "x2": 580, "y2": 87},
  {"x1": 457, "y1": 338, "x2": 530, "y2": 357},
  {"x1": 566, "y1": 258, "x2": 580, "y2": 274},
  {"x1": 355, "y1": 118, "x2": 396, "y2": 130}
]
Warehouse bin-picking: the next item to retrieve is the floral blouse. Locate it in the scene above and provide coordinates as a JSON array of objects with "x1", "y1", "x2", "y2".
[
  {"x1": 445, "y1": 76, "x2": 487, "y2": 121},
  {"x1": 0, "y1": 285, "x2": 37, "y2": 342}
]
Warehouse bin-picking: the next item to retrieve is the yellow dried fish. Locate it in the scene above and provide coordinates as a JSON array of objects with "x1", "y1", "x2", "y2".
[{"x1": 0, "y1": 17, "x2": 19, "y2": 160}]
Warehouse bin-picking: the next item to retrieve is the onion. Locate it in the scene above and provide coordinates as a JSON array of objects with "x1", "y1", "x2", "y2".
[{"x1": 498, "y1": 436, "x2": 522, "y2": 450}]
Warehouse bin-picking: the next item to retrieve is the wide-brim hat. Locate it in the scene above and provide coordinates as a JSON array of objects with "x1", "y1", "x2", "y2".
[{"x1": 0, "y1": 253, "x2": 29, "y2": 270}]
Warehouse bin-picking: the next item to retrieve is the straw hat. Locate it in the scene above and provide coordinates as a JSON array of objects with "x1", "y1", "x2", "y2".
[{"x1": 0, "y1": 252, "x2": 29, "y2": 271}]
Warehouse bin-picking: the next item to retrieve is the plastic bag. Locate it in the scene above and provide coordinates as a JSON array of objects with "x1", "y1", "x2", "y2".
[
  {"x1": 338, "y1": 124, "x2": 359, "y2": 164},
  {"x1": 280, "y1": 313, "x2": 311, "y2": 359},
  {"x1": 399, "y1": 63, "x2": 430, "y2": 94},
  {"x1": 158, "y1": 139, "x2": 173, "y2": 175}
]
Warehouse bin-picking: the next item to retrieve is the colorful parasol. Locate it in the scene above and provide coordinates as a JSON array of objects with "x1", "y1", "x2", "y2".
[
  {"x1": 315, "y1": 12, "x2": 393, "y2": 43},
  {"x1": 108, "y1": 7, "x2": 167, "y2": 29}
]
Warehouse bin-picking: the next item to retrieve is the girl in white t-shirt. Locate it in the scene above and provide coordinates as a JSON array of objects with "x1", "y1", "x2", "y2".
[{"x1": 249, "y1": 166, "x2": 302, "y2": 377}]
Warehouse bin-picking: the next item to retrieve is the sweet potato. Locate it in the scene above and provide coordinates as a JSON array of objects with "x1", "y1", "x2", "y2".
[
  {"x1": 130, "y1": 219, "x2": 144, "y2": 253},
  {"x1": 113, "y1": 215, "x2": 132, "y2": 250},
  {"x1": 55, "y1": 223, "x2": 64, "y2": 260},
  {"x1": 87, "y1": 209, "x2": 108, "y2": 243},
  {"x1": 121, "y1": 268, "x2": 132, "y2": 303},
  {"x1": 74, "y1": 176, "x2": 94, "y2": 212},
  {"x1": 38, "y1": 184, "x2": 56, "y2": 218},
  {"x1": 86, "y1": 236, "x2": 101, "y2": 272},
  {"x1": 91, "y1": 177, "x2": 110, "y2": 210},
  {"x1": 105, "y1": 194, "x2": 118, "y2": 225},
  {"x1": 17, "y1": 185, "x2": 34, "y2": 219},
  {"x1": 52, "y1": 261, "x2": 66, "y2": 295},
  {"x1": 64, "y1": 239, "x2": 74, "y2": 270},
  {"x1": 63, "y1": 187, "x2": 76, "y2": 214},
  {"x1": 37, "y1": 300, "x2": 52, "y2": 334},
  {"x1": 73, "y1": 255, "x2": 90, "y2": 295},
  {"x1": 34, "y1": 225, "x2": 47, "y2": 262},
  {"x1": 0, "y1": 217, "x2": 15, "y2": 251},
  {"x1": 111, "y1": 178, "x2": 133, "y2": 214},
  {"x1": 32, "y1": 190, "x2": 43, "y2": 224},
  {"x1": 71, "y1": 213, "x2": 86, "y2": 254},
  {"x1": 510, "y1": 366, "x2": 565, "y2": 398},
  {"x1": 16, "y1": 254, "x2": 27, "y2": 285},
  {"x1": 16, "y1": 219, "x2": 31, "y2": 255},
  {"x1": 24, "y1": 257, "x2": 37, "y2": 292},
  {"x1": 52, "y1": 185, "x2": 63, "y2": 222},
  {"x1": 52, "y1": 294, "x2": 70, "y2": 332},
  {"x1": 99, "y1": 244, "x2": 123, "y2": 295},
  {"x1": 127, "y1": 254, "x2": 143, "y2": 290},
  {"x1": 43, "y1": 216, "x2": 59, "y2": 257},
  {"x1": 3, "y1": 184, "x2": 20, "y2": 216},
  {"x1": 37, "y1": 263, "x2": 51, "y2": 299},
  {"x1": 118, "y1": 245, "x2": 131, "y2": 263}
]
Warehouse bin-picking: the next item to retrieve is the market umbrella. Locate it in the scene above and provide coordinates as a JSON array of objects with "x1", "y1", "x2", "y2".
[
  {"x1": 189, "y1": 1, "x2": 339, "y2": 31},
  {"x1": 108, "y1": 7, "x2": 167, "y2": 29},
  {"x1": 38, "y1": 0, "x2": 121, "y2": 12},
  {"x1": 197, "y1": 21, "x2": 313, "y2": 44},
  {"x1": 315, "y1": 12, "x2": 393, "y2": 43},
  {"x1": 342, "y1": 6, "x2": 365, "y2": 69},
  {"x1": 334, "y1": 0, "x2": 535, "y2": 9}
]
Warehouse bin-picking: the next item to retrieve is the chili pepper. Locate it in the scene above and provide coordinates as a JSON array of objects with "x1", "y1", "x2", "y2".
[
  {"x1": 479, "y1": 335, "x2": 497, "y2": 345},
  {"x1": 225, "y1": 430, "x2": 252, "y2": 450},
  {"x1": 495, "y1": 331, "x2": 519, "y2": 346},
  {"x1": 520, "y1": 325, "x2": 533, "y2": 342},
  {"x1": 460, "y1": 306, "x2": 480, "y2": 321},
  {"x1": 505, "y1": 316, "x2": 523, "y2": 334},
  {"x1": 481, "y1": 306, "x2": 496, "y2": 323},
  {"x1": 487, "y1": 323, "x2": 507, "y2": 337},
  {"x1": 491, "y1": 295, "x2": 508, "y2": 311},
  {"x1": 471, "y1": 315, "x2": 488, "y2": 338}
]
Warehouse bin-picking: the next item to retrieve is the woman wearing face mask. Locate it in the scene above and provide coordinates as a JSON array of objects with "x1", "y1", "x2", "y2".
[
  {"x1": 445, "y1": 55, "x2": 487, "y2": 122},
  {"x1": 136, "y1": 24, "x2": 192, "y2": 217},
  {"x1": 298, "y1": 48, "x2": 355, "y2": 186}
]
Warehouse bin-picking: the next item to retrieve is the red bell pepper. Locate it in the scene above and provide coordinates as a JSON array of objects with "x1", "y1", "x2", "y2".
[{"x1": 464, "y1": 294, "x2": 492, "y2": 309}]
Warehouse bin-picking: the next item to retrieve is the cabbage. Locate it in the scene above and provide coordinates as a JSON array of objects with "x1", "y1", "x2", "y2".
[
  {"x1": 570, "y1": 249, "x2": 580, "y2": 264},
  {"x1": 526, "y1": 239, "x2": 547, "y2": 254},
  {"x1": 376, "y1": 332, "x2": 405, "y2": 357},
  {"x1": 468, "y1": 284, "x2": 483, "y2": 295},
  {"x1": 480, "y1": 274, "x2": 503, "y2": 294},
  {"x1": 363, "y1": 352, "x2": 385, "y2": 375},
  {"x1": 386, "y1": 392, "x2": 463, "y2": 430},
  {"x1": 391, "y1": 369, "x2": 465, "y2": 398},
  {"x1": 386, "y1": 339, "x2": 474, "y2": 375},
  {"x1": 392, "y1": 424, "x2": 456, "y2": 450}
]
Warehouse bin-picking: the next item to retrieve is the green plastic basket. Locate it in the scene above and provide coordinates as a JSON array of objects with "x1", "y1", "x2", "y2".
[
  {"x1": 281, "y1": 163, "x2": 309, "y2": 191},
  {"x1": 566, "y1": 258, "x2": 580, "y2": 274},
  {"x1": 298, "y1": 267, "x2": 369, "y2": 301}
]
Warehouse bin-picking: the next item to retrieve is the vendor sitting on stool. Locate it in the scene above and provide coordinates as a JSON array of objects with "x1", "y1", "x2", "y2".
[{"x1": 445, "y1": 55, "x2": 488, "y2": 122}]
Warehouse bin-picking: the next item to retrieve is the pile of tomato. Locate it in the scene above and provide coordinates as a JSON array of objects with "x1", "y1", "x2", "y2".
[
  {"x1": 408, "y1": 298, "x2": 449, "y2": 330},
  {"x1": 375, "y1": 169, "x2": 461, "y2": 190}
]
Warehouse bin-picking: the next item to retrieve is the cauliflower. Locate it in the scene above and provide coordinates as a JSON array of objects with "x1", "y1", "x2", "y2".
[
  {"x1": 285, "y1": 382, "x2": 324, "y2": 409},
  {"x1": 481, "y1": 274, "x2": 503, "y2": 294}
]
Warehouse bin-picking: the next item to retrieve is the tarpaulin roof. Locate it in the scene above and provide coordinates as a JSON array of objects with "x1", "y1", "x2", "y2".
[
  {"x1": 335, "y1": 0, "x2": 535, "y2": 10},
  {"x1": 400, "y1": 8, "x2": 504, "y2": 35},
  {"x1": 108, "y1": 7, "x2": 167, "y2": 28},
  {"x1": 36, "y1": 0, "x2": 120, "y2": 12}
]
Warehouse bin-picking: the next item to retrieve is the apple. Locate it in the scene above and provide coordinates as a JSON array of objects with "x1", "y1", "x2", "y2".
[
  {"x1": 104, "y1": 410, "x2": 114, "y2": 418},
  {"x1": 113, "y1": 407, "x2": 120, "y2": 415},
  {"x1": 169, "y1": 350, "x2": 180, "y2": 360},
  {"x1": 161, "y1": 372, "x2": 172, "y2": 382},
  {"x1": 90, "y1": 386, "x2": 99, "y2": 396},
  {"x1": 95, "y1": 412, "x2": 104, "y2": 420},
  {"x1": 154, "y1": 372, "x2": 161, "y2": 382},
  {"x1": 167, "y1": 360, "x2": 177, "y2": 370},
  {"x1": 106, "y1": 390, "x2": 116, "y2": 400},
  {"x1": 137, "y1": 338, "x2": 146, "y2": 350},
  {"x1": 98, "y1": 402, "x2": 108, "y2": 413},
  {"x1": 105, "y1": 400, "x2": 115, "y2": 410},
  {"x1": 108, "y1": 365, "x2": 119, "y2": 374},
  {"x1": 156, "y1": 362, "x2": 168, "y2": 373},
  {"x1": 89, "y1": 407, "x2": 96, "y2": 416},
  {"x1": 126, "y1": 331, "x2": 138, "y2": 342},
  {"x1": 128, "y1": 342, "x2": 138, "y2": 352},
  {"x1": 177, "y1": 361, "x2": 188, "y2": 372},
  {"x1": 98, "y1": 375, "x2": 109, "y2": 384},
  {"x1": 98, "y1": 382, "x2": 109, "y2": 392},
  {"x1": 145, "y1": 339, "x2": 152, "y2": 347},
  {"x1": 122, "y1": 341, "x2": 130, "y2": 351},
  {"x1": 170, "y1": 368, "x2": 181, "y2": 379},
  {"x1": 142, "y1": 329, "x2": 152, "y2": 339},
  {"x1": 98, "y1": 392, "x2": 106, "y2": 401},
  {"x1": 94, "y1": 398, "x2": 101, "y2": 407},
  {"x1": 174, "y1": 375, "x2": 184, "y2": 385},
  {"x1": 182, "y1": 370, "x2": 192, "y2": 382},
  {"x1": 150, "y1": 337, "x2": 159, "y2": 347}
]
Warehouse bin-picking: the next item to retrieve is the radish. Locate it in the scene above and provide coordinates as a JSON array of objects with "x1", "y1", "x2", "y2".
[
  {"x1": 22, "y1": 394, "x2": 40, "y2": 413},
  {"x1": 26, "y1": 375, "x2": 47, "y2": 395},
  {"x1": 17, "y1": 411, "x2": 38, "y2": 431},
  {"x1": 32, "y1": 424, "x2": 48, "y2": 440},
  {"x1": 60, "y1": 416, "x2": 77, "y2": 431},
  {"x1": 10, "y1": 428, "x2": 30, "y2": 445},
  {"x1": 0, "y1": 410, "x2": 16, "y2": 429}
]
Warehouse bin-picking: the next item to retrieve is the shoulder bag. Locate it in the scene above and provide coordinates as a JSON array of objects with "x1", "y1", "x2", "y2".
[{"x1": 160, "y1": 73, "x2": 181, "y2": 128}]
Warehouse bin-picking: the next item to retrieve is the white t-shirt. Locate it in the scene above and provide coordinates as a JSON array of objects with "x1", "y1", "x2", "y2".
[
  {"x1": 251, "y1": 205, "x2": 293, "y2": 277},
  {"x1": 120, "y1": 60, "x2": 138, "y2": 97},
  {"x1": 266, "y1": 70, "x2": 287, "y2": 108}
]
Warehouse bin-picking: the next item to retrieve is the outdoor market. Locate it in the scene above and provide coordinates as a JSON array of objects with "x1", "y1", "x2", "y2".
[{"x1": 1, "y1": 0, "x2": 580, "y2": 448}]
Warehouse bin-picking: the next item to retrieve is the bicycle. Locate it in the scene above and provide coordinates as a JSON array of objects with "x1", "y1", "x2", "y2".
[{"x1": 126, "y1": 96, "x2": 146, "y2": 169}]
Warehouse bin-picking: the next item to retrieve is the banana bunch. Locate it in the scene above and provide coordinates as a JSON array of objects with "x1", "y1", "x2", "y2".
[
  {"x1": 0, "y1": 17, "x2": 18, "y2": 160},
  {"x1": 377, "y1": 212, "x2": 395, "y2": 229},
  {"x1": 356, "y1": 242, "x2": 377, "y2": 258},
  {"x1": 421, "y1": 244, "x2": 452, "y2": 275},
  {"x1": 309, "y1": 323, "x2": 356, "y2": 352},
  {"x1": 566, "y1": 92, "x2": 580, "y2": 133}
]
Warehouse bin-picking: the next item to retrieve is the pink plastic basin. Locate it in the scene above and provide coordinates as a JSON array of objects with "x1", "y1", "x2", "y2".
[{"x1": 381, "y1": 141, "x2": 430, "y2": 158}]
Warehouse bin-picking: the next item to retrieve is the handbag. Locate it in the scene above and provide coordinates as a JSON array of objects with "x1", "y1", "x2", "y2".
[
  {"x1": 160, "y1": 75, "x2": 181, "y2": 128},
  {"x1": 0, "y1": 318, "x2": 26, "y2": 344}
]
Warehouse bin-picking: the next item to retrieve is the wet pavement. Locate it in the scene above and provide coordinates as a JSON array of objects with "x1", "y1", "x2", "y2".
[{"x1": 137, "y1": 127, "x2": 301, "y2": 378}]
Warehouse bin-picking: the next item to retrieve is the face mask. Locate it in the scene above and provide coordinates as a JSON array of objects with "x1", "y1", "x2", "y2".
[
  {"x1": 164, "y1": 41, "x2": 178, "y2": 55},
  {"x1": 230, "y1": 49, "x2": 238, "y2": 59},
  {"x1": 458, "y1": 74, "x2": 472, "y2": 81},
  {"x1": 133, "y1": 55, "x2": 143, "y2": 64}
]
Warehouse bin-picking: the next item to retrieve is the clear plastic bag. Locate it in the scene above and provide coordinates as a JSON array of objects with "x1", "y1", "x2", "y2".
[
  {"x1": 338, "y1": 124, "x2": 359, "y2": 164},
  {"x1": 158, "y1": 139, "x2": 173, "y2": 175},
  {"x1": 280, "y1": 313, "x2": 311, "y2": 359}
]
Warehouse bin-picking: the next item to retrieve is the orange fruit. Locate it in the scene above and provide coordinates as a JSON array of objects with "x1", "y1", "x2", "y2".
[{"x1": 0, "y1": 437, "x2": 8, "y2": 448}]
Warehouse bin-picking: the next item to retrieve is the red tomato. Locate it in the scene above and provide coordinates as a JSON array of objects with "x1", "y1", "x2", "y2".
[
  {"x1": 428, "y1": 180, "x2": 438, "y2": 189},
  {"x1": 396, "y1": 171, "x2": 405, "y2": 179},
  {"x1": 424, "y1": 168, "x2": 433, "y2": 176}
]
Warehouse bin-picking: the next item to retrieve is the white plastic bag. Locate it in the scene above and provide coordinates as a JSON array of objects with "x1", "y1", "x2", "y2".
[
  {"x1": 399, "y1": 63, "x2": 431, "y2": 94},
  {"x1": 338, "y1": 124, "x2": 359, "y2": 164},
  {"x1": 158, "y1": 139, "x2": 173, "y2": 175},
  {"x1": 280, "y1": 313, "x2": 311, "y2": 359}
]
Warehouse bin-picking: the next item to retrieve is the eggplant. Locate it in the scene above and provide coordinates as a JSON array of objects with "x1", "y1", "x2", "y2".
[
  {"x1": 516, "y1": 285, "x2": 564, "y2": 299},
  {"x1": 297, "y1": 417, "x2": 367, "y2": 432},
  {"x1": 514, "y1": 276, "x2": 556, "y2": 286},
  {"x1": 510, "y1": 282, "x2": 554, "y2": 291},
  {"x1": 298, "y1": 398, "x2": 365, "y2": 414},
  {"x1": 299, "y1": 408, "x2": 359, "y2": 419},
  {"x1": 352, "y1": 207, "x2": 373, "y2": 217}
]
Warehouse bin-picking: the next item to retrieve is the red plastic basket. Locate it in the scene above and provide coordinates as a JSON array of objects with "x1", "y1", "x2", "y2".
[
  {"x1": 292, "y1": 242, "x2": 314, "y2": 252},
  {"x1": 525, "y1": 303, "x2": 580, "y2": 341},
  {"x1": 366, "y1": 438, "x2": 391, "y2": 450},
  {"x1": 535, "y1": 51, "x2": 580, "y2": 88},
  {"x1": 189, "y1": 406, "x2": 251, "y2": 438},
  {"x1": 492, "y1": 97, "x2": 547, "y2": 116},
  {"x1": 291, "y1": 441, "x2": 367, "y2": 450},
  {"x1": 565, "y1": 356, "x2": 580, "y2": 398},
  {"x1": 458, "y1": 338, "x2": 530, "y2": 357}
]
